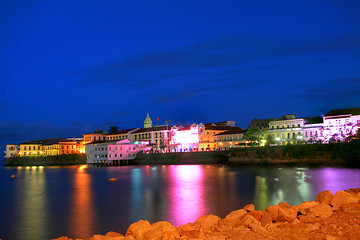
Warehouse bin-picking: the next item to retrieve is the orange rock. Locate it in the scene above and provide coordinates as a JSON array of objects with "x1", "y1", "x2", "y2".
[
  {"x1": 248, "y1": 210, "x2": 262, "y2": 222},
  {"x1": 298, "y1": 213, "x2": 317, "y2": 223},
  {"x1": 260, "y1": 210, "x2": 272, "y2": 227},
  {"x1": 144, "y1": 221, "x2": 179, "y2": 240},
  {"x1": 52, "y1": 237, "x2": 73, "y2": 240},
  {"x1": 278, "y1": 202, "x2": 291, "y2": 209},
  {"x1": 241, "y1": 214, "x2": 261, "y2": 228},
  {"x1": 278, "y1": 206, "x2": 298, "y2": 222},
  {"x1": 195, "y1": 214, "x2": 221, "y2": 230},
  {"x1": 330, "y1": 190, "x2": 359, "y2": 210},
  {"x1": 104, "y1": 231, "x2": 125, "y2": 238},
  {"x1": 125, "y1": 220, "x2": 151, "y2": 239},
  {"x1": 316, "y1": 190, "x2": 333, "y2": 205},
  {"x1": 224, "y1": 209, "x2": 247, "y2": 227},
  {"x1": 266, "y1": 205, "x2": 282, "y2": 221},
  {"x1": 340, "y1": 202, "x2": 360, "y2": 210},
  {"x1": 310, "y1": 204, "x2": 333, "y2": 218},
  {"x1": 298, "y1": 201, "x2": 318, "y2": 214},
  {"x1": 244, "y1": 204, "x2": 255, "y2": 212}
]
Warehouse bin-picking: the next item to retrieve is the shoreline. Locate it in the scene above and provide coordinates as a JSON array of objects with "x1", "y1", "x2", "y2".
[{"x1": 54, "y1": 188, "x2": 360, "y2": 240}]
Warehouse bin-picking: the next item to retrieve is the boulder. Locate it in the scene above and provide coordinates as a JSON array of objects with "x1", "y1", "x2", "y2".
[
  {"x1": 330, "y1": 190, "x2": 359, "y2": 210},
  {"x1": 125, "y1": 220, "x2": 151, "y2": 239},
  {"x1": 241, "y1": 214, "x2": 261, "y2": 228},
  {"x1": 310, "y1": 204, "x2": 333, "y2": 218},
  {"x1": 195, "y1": 214, "x2": 221, "y2": 230},
  {"x1": 52, "y1": 237, "x2": 73, "y2": 240},
  {"x1": 298, "y1": 201, "x2": 318, "y2": 214},
  {"x1": 248, "y1": 210, "x2": 262, "y2": 222},
  {"x1": 316, "y1": 190, "x2": 333, "y2": 205},
  {"x1": 244, "y1": 204, "x2": 255, "y2": 212},
  {"x1": 104, "y1": 231, "x2": 125, "y2": 239},
  {"x1": 260, "y1": 211, "x2": 272, "y2": 227},
  {"x1": 278, "y1": 202, "x2": 291, "y2": 209},
  {"x1": 224, "y1": 209, "x2": 247, "y2": 227},
  {"x1": 278, "y1": 206, "x2": 298, "y2": 222},
  {"x1": 340, "y1": 202, "x2": 360, "y2": 210},
  {"x1": 178, "y1": 222, "x2": 201, "y2": 238},
  {"x1": 144, "y1": 221, "x2": 179, "y2": 240},
  {"x1": 265, "y1": 205, "x2": 282, "y2": 221}
]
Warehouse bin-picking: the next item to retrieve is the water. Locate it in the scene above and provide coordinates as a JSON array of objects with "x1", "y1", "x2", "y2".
[{"x1": 0, "y1": 164, "x2": 359, "y2": 240}]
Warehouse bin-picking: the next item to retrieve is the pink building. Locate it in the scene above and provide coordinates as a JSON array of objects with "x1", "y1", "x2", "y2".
[{"x1": 170, "y1": 124, "x2": 200, "y2": 152}]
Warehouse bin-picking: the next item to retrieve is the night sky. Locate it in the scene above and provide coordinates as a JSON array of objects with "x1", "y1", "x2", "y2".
[{"x1": 1, "y1": 0, "x2": 360, "y2": 152}]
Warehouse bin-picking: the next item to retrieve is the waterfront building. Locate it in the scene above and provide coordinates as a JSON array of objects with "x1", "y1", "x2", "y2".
[
  {"x1": 131, "y1": 126, "x2": 171, "y2": 152},
  {"x1": 19, "y1": 140, "x2": 46, "y2": 156},
  {"x1": 268, "y1": 115, "x2": 305, "y2": 145},
  {"x1": 198, "y1": 122, "x2": 243, "y2": 151},
  {"x1": 83, "y1": 130, "x2": 107, "y2": 144},
  {"x1": 214, "y1": 128, "x2": 247, "y2": 150},
  {"x1": 5, "y1": 144, "x2": 19, "y2": 158},
  {"x1": 106, "y1": 128, "x2": 139, "y2": 141},
  {"x1": 170, "y1": 124, "x2": 200, "y2": 152},
  {"x1": 322, "y1": 108, "x2": 360, "y2": 142},
  {"x1": 85, "y1": 139, "x2": 150, "y2": 165}
]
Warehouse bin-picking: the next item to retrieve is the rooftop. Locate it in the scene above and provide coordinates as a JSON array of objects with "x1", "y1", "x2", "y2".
[{"x1": 325, "y1": 107, "x2": 360, "y2": 116}]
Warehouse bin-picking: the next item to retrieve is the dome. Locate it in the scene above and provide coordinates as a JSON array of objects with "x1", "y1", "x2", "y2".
[{"x1": 144, "y1": 113, "x2": 153, "y2": 128}]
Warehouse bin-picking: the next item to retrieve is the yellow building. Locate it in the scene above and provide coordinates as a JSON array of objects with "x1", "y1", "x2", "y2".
[
  {"x1": 214, "y1": 128, "x2": 247, "y2": 150},
  {"x1": 19, "y1": 141, "x2": 42, "y2": 157},
  {"x1": 268, "y1": 115, "x2": 305, "y2": 145},
  {"x1": 19, "y1": 138, "x2": 80, "y2": 156}
]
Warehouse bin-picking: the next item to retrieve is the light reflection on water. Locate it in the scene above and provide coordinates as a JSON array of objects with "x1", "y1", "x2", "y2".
[{"x1": 1, "y1": 165, "x2": 360, "y2": 240}]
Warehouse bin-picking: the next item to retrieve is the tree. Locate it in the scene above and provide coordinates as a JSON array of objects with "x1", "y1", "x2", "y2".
[
  {"x1": 243, "y1": 127, "x2": 267, "y2": 146},
  {"x1": 108, "y1": 126, "x2": 119, "y2": 134}
]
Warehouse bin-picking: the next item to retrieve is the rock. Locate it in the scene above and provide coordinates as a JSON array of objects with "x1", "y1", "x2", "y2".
[
  {"x1": 179, "y1": 222, "x2": 201, "y2": 238},
  {"x1": 104, "y1": 231, "x2": 125, "y2": 238},
  {"x1": 52, "y1": 237, "x2": 73, "y2": 240},
  {"x1": 340, "y1": 202, "x2": 360, "y2": 210},
  {"x1": 241, "y1": 214, "x2": 261, "y2": 228},
  {"x1": 144, "y1": 221, "x2": 179, "y2": 240},
  {"x1": 248, "y1": 210, "x2": 262, "y2": 222},
  {"x1": 244, "y1": 204, "x2": 255, "y2": 212},
  {"x1": 86, "y1": 235, "x2": 107, "y2": 240},
  {"x1": 251, "y1": 225, "x2": 268, "y2": 235},
  {"x1": 224, "y1": 209, "x2": 247, "y2": 227},
  {"x1": 330, "y1": 190, "x2": 359, "y2": 210},
  {"x1": 305, "y1": 223, "x2": 320, "y2": 232},
  {"x1": 298, "y1": 201, "x2": 318, "y2": 214},
  {"x1": 278, "y1": 202, "x2": 291, "y2": 209},
  {"x1": 260, "y1": 211, "x2": 272, "y2": 227},
  {"x1": 266, "y1": 205, "x2": 282, "y2": 221},
  {"x1": 278, "y1": 206, "x2": 298, "y2": 222},
  {"x1": 195, "y1": 214, "x2": 221, "y2": 230},
  {"x1": 298, "y1": 213, "x2": 317, "y2": 223},
  {"x1": 310, "y1": 204, "x2": 333, "y2": 218},
  {"x1": 316, "y1": 190, "x2": 333, "y2": 205},
  {"x1": 125, "y1": 220, "x2": 151, "y2": 239}
]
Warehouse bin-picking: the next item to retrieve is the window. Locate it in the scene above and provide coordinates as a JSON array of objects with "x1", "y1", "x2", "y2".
[
  {"x1": 120, "y1": 154, "x2": 122, "y2": 157},
  {"x1": 272, "y1": 126, "x2": 274, "y2": 129},
  {"x1": 287, "y1": 125, "x2": 289, "y2": 128},
  {"x1": 155, "y1": 133, "x2": 158, "y2": 138},
  {"x1": 287, "y1": 133, "x2": 290, "y2": 138},
  {"x1": 277, "y1": 126, "x2": 279, "y2": 129},
  {"x1": 115, "y1": 154, "x2": 117, "y2": 157},
  {"x1": 298, "y1": 124, "x2": 300, "y2": 127}
]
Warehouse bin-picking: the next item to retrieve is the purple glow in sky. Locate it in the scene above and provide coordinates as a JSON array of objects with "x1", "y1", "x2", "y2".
[{"x1": 1, "y1": 0, "x2": 360, "y2": 152}]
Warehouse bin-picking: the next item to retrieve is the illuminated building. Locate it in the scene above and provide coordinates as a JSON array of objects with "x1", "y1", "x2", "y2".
[
  {"x1": 268, "y1": 115, "x2": 305, "y2": 145},
  {"x1": 214, "y1": 128, "x2": 247, "y2": 150},
  {"x1": 16, "y1": 138, "x2": 82, "y2": 157},
  {"x1": 85, "y1": 139, "x2": 150, "y2": 165},
  {"x1": 106, "y1": 128, "x2": 138, "y2": 141},
  {"x1": 170, "y1": 124, "x2": 200, "y2": 152},
  {"x1": 322, "y1": 108, "x2": 360, "y2": 142},
  {"x1": 144, "y1": 112, "x2": 153, "y2": 128},
  {"x1": 198, "y1": 122, "x2": 242, "y2": 151},
  {"x1": 5, "y1": 144, "x2": 19, "y2": 158},
  {"x1": 131, "y1": 126, "x2": 171, "y2": 152},
  {"x1": 83, "y1": 129, "x2": 107, "y2": 144}
]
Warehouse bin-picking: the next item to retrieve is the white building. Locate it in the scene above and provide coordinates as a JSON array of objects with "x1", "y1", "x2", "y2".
[
  {"x1": 5, "y1": 144, "x2": 19, "y2": 158},
  {"x1": 85, "y1": 139, "x2": 150, "y2": 166}
]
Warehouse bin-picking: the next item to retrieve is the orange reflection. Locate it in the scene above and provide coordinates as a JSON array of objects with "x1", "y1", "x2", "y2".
[
  {"x1": 169, "y1": 165, "x2": 206, "y2": 226},
  {"x1": 69, "y1": 166, "x2": 94, "y2": 239}
]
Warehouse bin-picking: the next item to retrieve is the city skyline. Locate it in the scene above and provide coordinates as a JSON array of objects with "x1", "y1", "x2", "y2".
[{"x1": 1, "y1": 0, "x2": 360, "y2": 152}]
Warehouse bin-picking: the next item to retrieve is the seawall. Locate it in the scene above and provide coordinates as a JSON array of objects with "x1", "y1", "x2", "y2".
[
  {"x1": 4, "y1": 154, "x2": 86, "y2": 166},
  {"x1": 133, "y1": 151, "x2": 228, "y2": 165}
]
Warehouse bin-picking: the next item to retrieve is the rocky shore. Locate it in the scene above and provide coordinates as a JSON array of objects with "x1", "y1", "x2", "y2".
[{"x1": 54, "y1": 188, "x2": 360, "y2": 240}]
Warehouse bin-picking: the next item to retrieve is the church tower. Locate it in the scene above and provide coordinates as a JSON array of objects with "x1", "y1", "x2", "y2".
[{"x1": 144, "y1": 112, "x2": 153, "y2": 128}]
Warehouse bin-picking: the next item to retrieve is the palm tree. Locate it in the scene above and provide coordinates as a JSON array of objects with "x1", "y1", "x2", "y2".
[{"x1": 108, "y1": 126, "x2": 119, "y2": 134}]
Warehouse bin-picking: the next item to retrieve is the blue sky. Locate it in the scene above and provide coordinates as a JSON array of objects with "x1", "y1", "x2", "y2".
[{"x1": 1, "y1": 0, "x2": 360, "y2": 151}]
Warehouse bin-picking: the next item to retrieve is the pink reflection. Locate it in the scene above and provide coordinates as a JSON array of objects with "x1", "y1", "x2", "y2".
[
  {"x1": 69, "y1": 167, "x2": 94, "y2": 239},
  {"x1": 169, "y1": 165, "x2": 205, "y2": 226}
]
